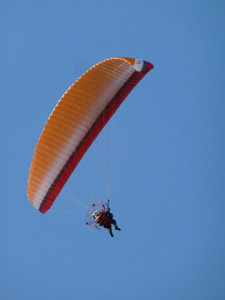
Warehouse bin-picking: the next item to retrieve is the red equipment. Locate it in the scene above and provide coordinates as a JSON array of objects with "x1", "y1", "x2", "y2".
[{"x1": 85, "y1": 200, "x2": 106, "y2": 229}]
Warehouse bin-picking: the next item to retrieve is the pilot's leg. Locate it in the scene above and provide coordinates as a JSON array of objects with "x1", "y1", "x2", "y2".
[
  {"x1": 108, "y1": 225, "x2": 114, "y2": 237},
  {"x1": 112, "y1": 219, "x2": 121, "y2": 231}
]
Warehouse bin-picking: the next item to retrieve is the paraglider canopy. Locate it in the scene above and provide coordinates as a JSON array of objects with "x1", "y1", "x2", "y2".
[{"x1": 28, "y1": 57, "x2": 154, "y2": 213}]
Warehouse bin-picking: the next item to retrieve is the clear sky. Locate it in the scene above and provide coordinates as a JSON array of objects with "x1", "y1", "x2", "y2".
[{"x1": 1, "y1": 1, "x2": 225, "y2": 299}]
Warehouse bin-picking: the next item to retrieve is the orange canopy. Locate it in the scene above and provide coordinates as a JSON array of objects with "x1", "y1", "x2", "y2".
[{"x1": 28, "y1": 57, "x2": 154, "y2": 213}]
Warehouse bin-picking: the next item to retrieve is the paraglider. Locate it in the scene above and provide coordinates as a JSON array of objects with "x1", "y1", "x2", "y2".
[
  {"x1": 27, "y1": 57, "x2": 154, "y2": 229},
  {"x1": 86, "y1": 200, "x2": 121, "y2": 237}
]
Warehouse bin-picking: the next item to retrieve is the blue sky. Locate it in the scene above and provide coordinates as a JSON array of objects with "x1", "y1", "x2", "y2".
[{"x1": 1, "y1": 1, "x2": 225, "y2": 299}]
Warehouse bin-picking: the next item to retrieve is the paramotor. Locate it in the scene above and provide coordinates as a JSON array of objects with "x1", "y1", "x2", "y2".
[{"x1": 85, "y1": 200, "x2": 106, "y2": 229}]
